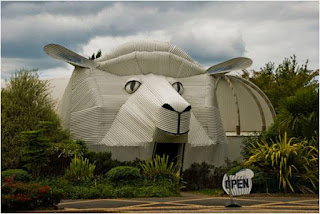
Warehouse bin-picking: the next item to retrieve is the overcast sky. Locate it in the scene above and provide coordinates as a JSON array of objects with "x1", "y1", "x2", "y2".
[{"x1": 1, "y1": 1, "x2": 319, "y2": 81}]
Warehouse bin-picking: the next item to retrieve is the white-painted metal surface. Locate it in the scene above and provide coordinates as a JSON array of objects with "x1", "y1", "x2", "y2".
[{"x1": 45, "y1": 40, "x2": 275, "y2": 167}]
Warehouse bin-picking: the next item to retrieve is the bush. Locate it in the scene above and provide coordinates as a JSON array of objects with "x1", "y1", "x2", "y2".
[
  {"x1": 101, "y1": 185, "x2": 116, "y2": 198},
  {"x1": 182, "y1": 160, "x2": 240, "y2": 191},
  {"x1": 45, "y1": 140, "x2": 88, "y2": 177},
  {"x1": 140, "y1": 155, "x2": 180, "y2": 184},
  {"x1": 245, "y1": 133, "x2": 319, "y2": 193},
  {"x1": 1, "y1": 177, "x2": 62, "y2": 211},
  {"x1": 114, "y1": 184, "x2": 178, "y2": 198},
  {"x1": 85, "y1": 151, "x2": 121, "y2": 175},
  {"x1": 105, "y1": 166, "x2": 142, "y2": 185},
  {"x1": 2, "y1": 169, "x2": 32, "y2": 183},
  {"x1": 64, "y1": 155, "x2": 96, "y2": 182},
  {"x1": 182, "y1": 162, "x2": 213, "y2": 190}
]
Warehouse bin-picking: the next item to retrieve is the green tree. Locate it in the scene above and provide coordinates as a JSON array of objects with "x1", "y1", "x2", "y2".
[
  {"x1": 1, "y1": 69, "x2": 60, "y2": 169},
  {"x1": 277, "y1": 87, "x2": 318, "y2": 141},
  {"x1": 242, "y1": 55, "x2": 318, "y2": 111},
  {"x1": 262, "y1": 86, "x2": 318, "y2": 142},
  {"x1": 21, "y1": 129, "x2": 50, "y2": 177}
]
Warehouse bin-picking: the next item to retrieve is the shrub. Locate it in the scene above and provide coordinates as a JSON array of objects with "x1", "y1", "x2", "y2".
[
  {"x1": 114, "y1": 186, "x2": 136, "y2": 198},
  {"x1": 45, "y1": 140, "x2": 88, "y2": 176},
  {"x1": 1, "y1": 177, "x2": 62, "y2": 211},
  {"x1": 245, "y1": 133, "x2": 319, "y2": 193},
  {"x1": 2, "y1": 169, "x2": 32, "y2": 183},
  {"x1": 105, "y1": 166, "x2": 142, "y2": 185},
  {"x1": 140, "y1": 155, "x2": 180, "y2": 184},
  {"x1": 21, "y1": 129, "x2": 51, "y2": 177},
  {"x1": 182, "y1": 160, "x2": 240, "y2": 191},
  {"x1": 85, "y1": 151, "x2": 121, "y2": 175},
  {"x1": 101, "y1": 185, "x2": 116, "y2": 198},
  {"x1": 277, "y1": 87, "x2": 318, "y2": 140},
  {"x1": 182, "y1": 162, "x2": 213, "y2": 190},
  {"x1": 64, "y1": 155, "x2": 96, "y2": 182}
]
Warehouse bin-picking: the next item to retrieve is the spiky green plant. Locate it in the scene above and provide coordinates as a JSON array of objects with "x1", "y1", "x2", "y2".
[
  {"x1": 245, "y1": 133, "x2": 298, "y2": 192},
  {"x1": 139, "y1": 155, "x2": 180, "y2": 183},
  {"x1": 245, "y1": 132, "x2": 319, "y2": 193},
  {"x1": 64, "y1": 155, "x2": 96, "y2": 182}
]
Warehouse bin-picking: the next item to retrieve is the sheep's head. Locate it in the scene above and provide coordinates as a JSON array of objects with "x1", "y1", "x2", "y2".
[
  {"x1": 44, "y1": 40, "x2": 252, "y2": 147},
  {"x1": 123, "y1": 74, "x2": 191, "y2": 135}
]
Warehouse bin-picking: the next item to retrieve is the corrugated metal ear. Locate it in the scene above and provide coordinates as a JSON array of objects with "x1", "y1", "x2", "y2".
[
  {"x1": 44, "y1": 44, "x2": 97, "y2": 68},
  {"x1": 206, "y1": 57, "x2": 253, "y2": 75}
]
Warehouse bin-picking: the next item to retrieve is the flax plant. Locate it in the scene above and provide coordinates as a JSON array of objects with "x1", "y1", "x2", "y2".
[
  {"x1": 64, "y1": 155, "x2": 96, "y2": 182},
  {"x1": 245, "y1": 133, "x2": 299, "y2": 192},
  {"x1": 139, "y1": 154, "x2": 180, "y2": 183}
]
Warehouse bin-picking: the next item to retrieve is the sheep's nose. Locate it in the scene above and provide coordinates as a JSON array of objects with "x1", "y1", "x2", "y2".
[{"x1": 162, "y1": 104, "x2": 191, "y2": 113}]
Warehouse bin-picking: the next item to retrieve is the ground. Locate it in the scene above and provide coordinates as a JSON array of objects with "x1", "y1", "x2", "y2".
[{"x1": 33, "y1": 192, "x2": 319, "y2": 213}]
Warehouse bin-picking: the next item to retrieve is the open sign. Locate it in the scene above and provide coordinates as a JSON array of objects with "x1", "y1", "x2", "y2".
[{"x1": 222, "y1": 169, "x2": 254, "y2": 196}]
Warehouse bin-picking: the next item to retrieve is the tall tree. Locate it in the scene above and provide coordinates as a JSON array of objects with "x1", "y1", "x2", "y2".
[
  {"x1": 1, "y1": 69, "x2": 60, "y2": 169},
  {"x1": 242, "y1": 55, "x2": 318, "y2": 111}
]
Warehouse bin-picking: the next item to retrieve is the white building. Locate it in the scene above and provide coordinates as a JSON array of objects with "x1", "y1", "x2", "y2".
[{"x1": 45, "y1": 40, "x2": 275, "y2": 170}]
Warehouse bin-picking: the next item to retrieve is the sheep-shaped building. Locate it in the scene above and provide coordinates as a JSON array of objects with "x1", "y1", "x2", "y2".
[{"x1": 44, "y1": 40, "x2": 275, "y2": 170}]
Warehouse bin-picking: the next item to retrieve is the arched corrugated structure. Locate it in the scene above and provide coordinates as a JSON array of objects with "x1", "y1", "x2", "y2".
[
  {"x1": 45, "y1": 40, "x2": 276, "y2": 168},
  {"x1": 215, "y1": 74, "x2": 275, "y2": 135}
]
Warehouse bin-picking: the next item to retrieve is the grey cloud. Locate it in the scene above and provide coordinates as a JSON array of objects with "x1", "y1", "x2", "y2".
[
  {"x1": 1, "y1": 1, "x2": 318, "y2": 77},
  {"x1": 1, "y1": 2, "x2": 113, "y2": 18},
  {"x1": 1, "y1": 57, "x2": 65, "y2": 79}
]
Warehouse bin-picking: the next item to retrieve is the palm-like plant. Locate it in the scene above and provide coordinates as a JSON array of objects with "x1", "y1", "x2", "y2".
[
  {"x1": 245, "y1": 133, "x2": 300, "y2": 192},
  {"x1": 245, "y1": 132, "x2": 319, "y2": 193},
  {"x1": 64, "y1": 155, "x2": 96, "y2": 182},
  {"x1": 139, "y1": 154, "x2": 180, "y2": 183}
]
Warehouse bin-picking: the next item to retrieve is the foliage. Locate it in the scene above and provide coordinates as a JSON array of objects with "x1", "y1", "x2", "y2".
[
  {"x1": 182, "y1": 162, "x2": 213, "y2": 190},
  {"x1": 245, "y1": 133, "x2": 319, "y2": 193},
  {"x1": 241, "y1": 135, "x2": 261, "y2": 160},
  {"x1": 39, "y1": 176, "x2": 179, "y2": 199},
  {"x1": 242, "y1": 55, "x2": 318, "y2": 112},
  {"x1": 242, "y1": 87, "x2": 318, "y2": 161},
  {"x1": 64, "y1": 155, "x2": 96, "y2": 182},
  {"x1": 85, "y1": 151, "x2": 121, "y2": 175},
  {"x1": 1, "y1": 70, "x2": 61, "y2": 170},
  {"x1": 276, "y1": 87, "x2": 318, "y2": 140},
  {"x1": 105, "y1": 166, "x2": 142, "y2": 185},
  {"x1": 1, "y1": 177, "x2": 62, "y2": 211},
  {"x1": 2, "y1": 169, "x2": 32, "y2": 183},
  {"x1": 21, "y1": 129, "x2": 51, "y2": 177},
  {"x1": 182, "y1": 160, "x2": 240, "y2": 191},
  {"x1": 46, "y1": 140, "x2": 88, "y2": 176},
  {"x1": 140, "y1": 155, "x2": 180, "y2": 184}
]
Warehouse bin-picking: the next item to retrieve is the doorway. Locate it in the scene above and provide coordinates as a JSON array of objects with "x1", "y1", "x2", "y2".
[{"x1": 153, "y1": 143, "x2": 185, "y2": 168}]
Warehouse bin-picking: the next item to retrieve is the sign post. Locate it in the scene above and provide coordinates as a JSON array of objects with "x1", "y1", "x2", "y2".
[
  {"x1": 225, "y1": 174, "x2": 241, "y2": 207},
  {"x1": 222, "y1": 169, "x2": 254, "y2": 207}
]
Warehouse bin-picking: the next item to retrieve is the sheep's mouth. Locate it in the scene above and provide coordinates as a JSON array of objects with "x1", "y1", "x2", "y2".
[{"x1": 156, "y1": 109, "x2": 191, "y2": 135}]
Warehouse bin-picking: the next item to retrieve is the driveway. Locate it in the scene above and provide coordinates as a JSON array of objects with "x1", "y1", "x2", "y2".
[{"x1": 51, "y1": 192, "x2": 319, "y2": 213}]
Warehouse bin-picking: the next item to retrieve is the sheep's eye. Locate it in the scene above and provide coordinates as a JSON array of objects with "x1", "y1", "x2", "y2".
[
  {"x1": 125, "y1": 80, "x2": 141, "y2": 94},
  {"x1": 172, "y1": 82, "x2": 184, "y2": 95}
]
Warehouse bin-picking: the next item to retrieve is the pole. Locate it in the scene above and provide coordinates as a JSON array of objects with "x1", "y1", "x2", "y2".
[{"x1": 225, "y1": 174, "x2": 241, "y2": 207}]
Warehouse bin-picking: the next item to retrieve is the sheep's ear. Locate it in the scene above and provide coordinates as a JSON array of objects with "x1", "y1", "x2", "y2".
[
  {"x1": 206, "y1": 57, "x2": 252, "y2": 75},
  {"x1": 44, "y1": 44, "x2": 97, "y2": 68}
]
